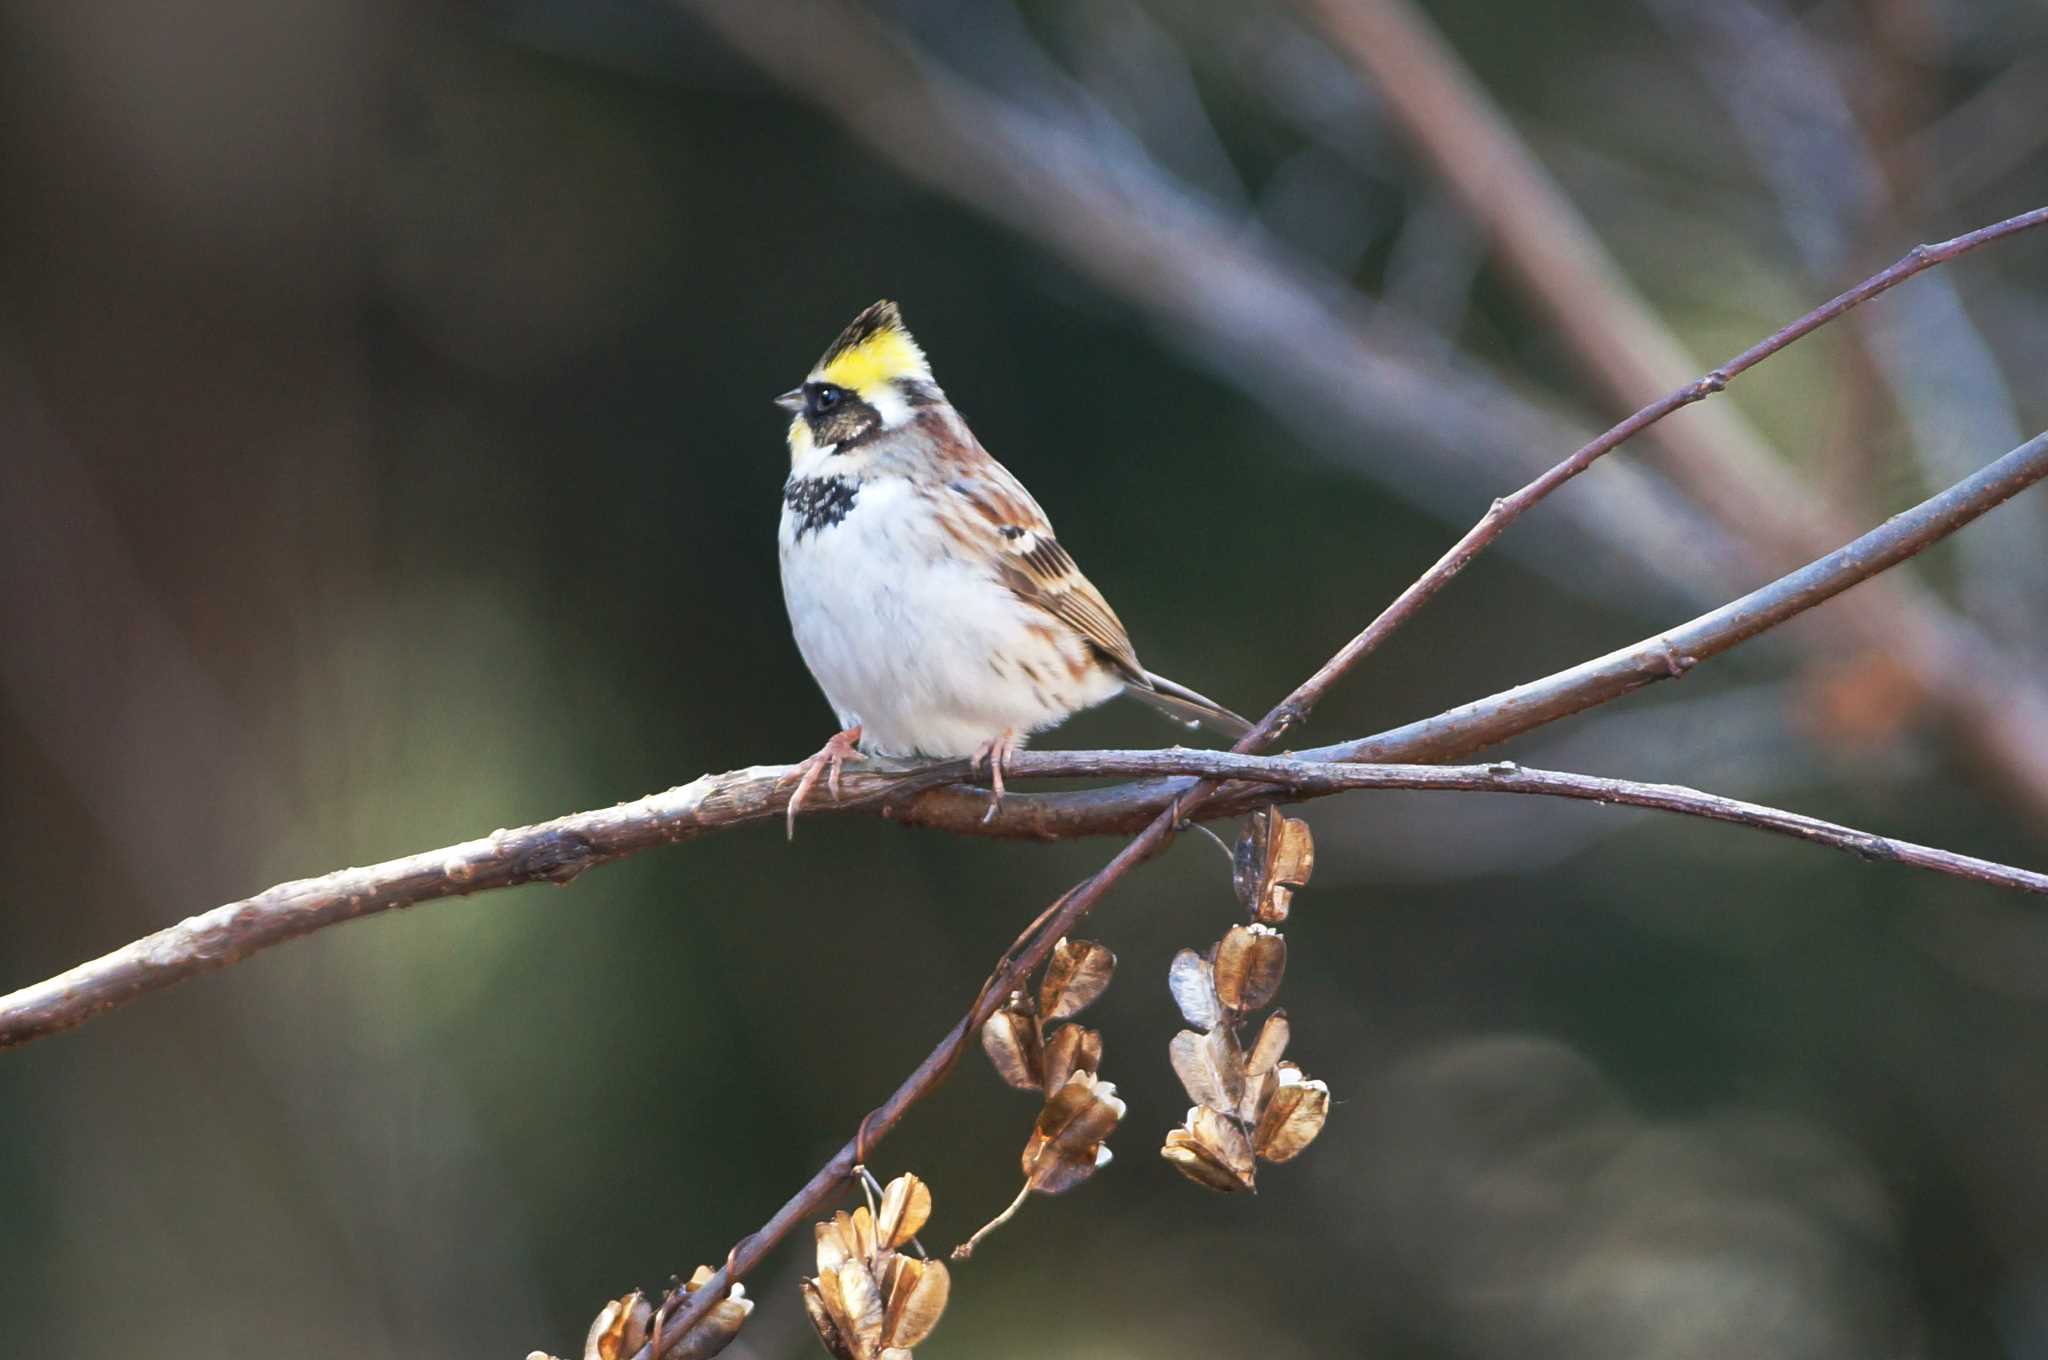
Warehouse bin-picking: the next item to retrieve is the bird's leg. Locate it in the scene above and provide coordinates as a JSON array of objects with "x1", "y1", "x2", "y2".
[
  {"x1": 780, "y1": 724, "x2": 864, "y2": 840},
  {"x1": 970, "y1": 728, "x2": 1021, "y2": 824}
]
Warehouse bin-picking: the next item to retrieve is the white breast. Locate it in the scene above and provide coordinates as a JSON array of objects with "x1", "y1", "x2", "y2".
[{"x1": 778, "y1": 476, "x2": 1124, "y2": 758}]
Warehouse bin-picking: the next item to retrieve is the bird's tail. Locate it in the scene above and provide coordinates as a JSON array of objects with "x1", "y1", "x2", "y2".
[{"x1": 1127, "y1": 670, "x2": 1253, "y2": 740}]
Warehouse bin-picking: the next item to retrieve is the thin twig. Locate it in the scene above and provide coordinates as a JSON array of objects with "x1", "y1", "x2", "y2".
[
  {"x1": 1028, "y1": 754, "x2": 2048, "y2": 894},
  {"x1": 6, "y1": 430, "x2": 2044, "y2": 1054}
]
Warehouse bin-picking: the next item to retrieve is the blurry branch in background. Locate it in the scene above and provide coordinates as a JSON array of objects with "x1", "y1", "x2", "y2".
[
  {"x1": 5, "y1": 426, "x2": 2045, "y2": 1053},
  {"x1": 1299, "y1": 0, "x2": 1845, "y2": 540},
  {"x1": 1892, "y1": 51, "x2": 2048, "y2": 220},
  {"x1": 1293, "y1": 0, "x2": 2048, "y2": 818},
  {"x1": 1642, "y1": 0, "x2": 2042, "y2": 646}
]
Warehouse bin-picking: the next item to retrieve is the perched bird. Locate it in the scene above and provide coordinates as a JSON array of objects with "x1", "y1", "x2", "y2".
[{"x1": 775, "y1": 300, "x2": 1248, "y2": 834}]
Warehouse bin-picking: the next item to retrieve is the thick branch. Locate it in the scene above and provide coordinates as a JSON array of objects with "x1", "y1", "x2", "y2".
[{"x1": 5, "y1": 431, "x2": 2044, "y2": 1055}]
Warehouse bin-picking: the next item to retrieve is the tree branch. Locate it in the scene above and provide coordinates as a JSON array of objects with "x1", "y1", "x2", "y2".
[
  {"x1": 5, "y1": 430, "x2": 2044, "y2": 1055},
  {"x1": 1107, "y1": 754, "x2": 2048, "y2": 894}
]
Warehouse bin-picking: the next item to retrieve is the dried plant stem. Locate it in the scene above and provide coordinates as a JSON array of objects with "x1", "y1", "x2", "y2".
[
  {"x1": 951, "y1": 1182, "x2": 1033, "y2": 1263},
  {"x1": 5, "y1": 430, "x2": 2044, "y2": 1057}
]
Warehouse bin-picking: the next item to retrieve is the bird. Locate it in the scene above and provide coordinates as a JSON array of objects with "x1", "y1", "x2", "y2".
[{"x1": 774, "y1": 300, "x2": 1249, "y2": 836}]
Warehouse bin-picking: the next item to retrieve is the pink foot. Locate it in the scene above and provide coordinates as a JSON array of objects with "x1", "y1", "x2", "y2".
[
  {"x1": 970, "y1": 729, "x2": 1021, "y2": 823},
  {"x1": 781, "y1": 725, "x2": 864, "y2": 840}
]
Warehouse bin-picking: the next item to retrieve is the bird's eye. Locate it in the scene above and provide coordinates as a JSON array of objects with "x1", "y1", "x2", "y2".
[{"x1": 808, "y1": 383, "x2": 843, "y2": 416}]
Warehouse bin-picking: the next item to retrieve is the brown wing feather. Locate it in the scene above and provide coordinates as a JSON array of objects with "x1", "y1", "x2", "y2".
[
  {"x1": 1007, "y1": 535, "x2": 1145, "y2": 681},
  {"x1": 936, "y1": 458, "x2": 1147, "y2": 685},
  {"x1": 919, "y1": 421, "x2": 1249, "y2": 737}
]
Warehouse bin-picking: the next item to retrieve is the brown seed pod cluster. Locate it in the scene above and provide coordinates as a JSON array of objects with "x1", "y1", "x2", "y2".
[
  {"x1": 801, "y1": 1173, "x2": 952, "y2": 1360},
  {"x1": 959, "y1": 937, "x2": 1127, "y2": 1257},
  {"x1": 528, "y1": 1268, "x2": 752, "y2": 1360},
  {"x1": 1161, "y1": 808, "x2": 1330, "y2": 1192},
  {"x1": 979, "y1": 936, "x2": 1115, "y2": 1098}
]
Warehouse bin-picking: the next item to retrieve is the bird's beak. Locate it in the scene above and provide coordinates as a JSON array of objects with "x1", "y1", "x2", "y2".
[{"x1": 773, "y1": 388, "x2": 805, "y2": 414}]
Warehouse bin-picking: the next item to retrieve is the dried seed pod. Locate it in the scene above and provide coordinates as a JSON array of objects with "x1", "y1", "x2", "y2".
[
  {"x1": 1160, "y1": 1106, "x2": 1257, "y2": 1193},
  {"x1": 831, "y1": 1212, "x2": 880, "y2": 1278},
  {"x1": 1244, "y1": 1010, "x2": 1290, "y2": 1080},
  {"x1": 579, "y1": 1292, "x2": 652, "y2": 1360},
  {"x1": 879, "y1": 1256, "x2": 950, "y2": 1351},
  {"x1": 1021, "y1": 1071, "x2": 1125, "y2": 1195},
  {"x1": 1266, "y1": 816, "x2": 1314, "y2": 899},
  {"x1": 1231, "y1": 812, "x2": 1270, "y2": 911},
  {"x1": 800, "y1": 1279, "x2": 856, "y2": 1360},
  {"x1": 1168, "y1": 1025, "x2": 1245, "y2": 1114},
  {"x1": 1239, "y1": 1064, "x2": 1277, "y2": 1126},
  {"x1": 1213, "y1": 924, "x2": 1287, "y2": 1013},
  {"x1": 1233, "y1": 808, "x2": 1315, "y2": 922},
  {"x1": 804, "y1": 1174, "x2": 948, "y2": 1359},
  {"x1": 1040, "y1": 937, "x2": 1116, "y2": 1020},
  {"x1": 1237, "y1": 1011, "x2": 1292, "y2": 1122},
  {"x1": 815, "y1": 1215, "x2": 858, "y2": 1276},
  {"x1": 666, "y1": 1281, "x2": 754, "y2": 1360},
  {"x1": 817, "y1": 1209, "x2": 878, "y2": 1279},
  {"x1": 1262, "y1": 884, "x2": 1294, "y2": 924},
  {"x1": 979, "y1": 992, "x2": 1044, "y2": 1093},
  {"x1": 1167, "y1": 947, "x2": 1221, "y2": 1031},
  {"x1": 1040, "y1": 1023, "x2": 1102, "y2": 1097},
  {"x1": 875, "y1": 1174, "x2": 931, "y2": 1251},
  {"x1": 1252, "y1": 1064, "x2": 1330, "y2": 1164},
  {"x1": 833, "y1": 1262, "x2": 886, "y2": 1356}
]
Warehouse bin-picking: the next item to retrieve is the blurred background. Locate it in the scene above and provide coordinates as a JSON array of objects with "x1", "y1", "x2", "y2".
[{"x1": 3, "y1": 1, "x2": 2047, "y2": 1355}]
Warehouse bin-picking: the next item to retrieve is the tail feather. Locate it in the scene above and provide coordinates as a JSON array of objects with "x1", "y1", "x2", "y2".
[{"x1": 1126, "y1": 669, "x2": 1252, "y2": 740}]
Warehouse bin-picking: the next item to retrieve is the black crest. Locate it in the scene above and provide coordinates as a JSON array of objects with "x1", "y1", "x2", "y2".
[{"x1": 816, "y1": 299, "x2": 904, "y2": 369}]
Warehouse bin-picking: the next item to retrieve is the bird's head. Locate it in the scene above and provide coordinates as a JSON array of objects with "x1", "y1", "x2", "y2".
[{"x1": 777, "y1": 300, "x2": 941, "y2": 469}]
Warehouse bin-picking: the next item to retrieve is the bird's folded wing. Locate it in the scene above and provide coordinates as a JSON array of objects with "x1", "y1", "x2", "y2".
[{"x1": 941, "y1": 468, "x2": 1147, "y2": 684}]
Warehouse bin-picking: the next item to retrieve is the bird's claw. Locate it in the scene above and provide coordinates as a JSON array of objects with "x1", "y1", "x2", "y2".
[
  {"x1": 784, "y1": 725, "x2": 864, "y2": 840},
  {"x1": 971, "y1": 729, "x2": 1018, "y2": 824}
]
